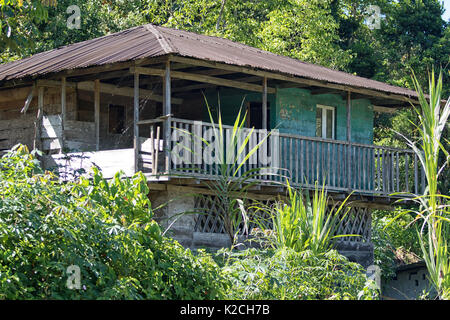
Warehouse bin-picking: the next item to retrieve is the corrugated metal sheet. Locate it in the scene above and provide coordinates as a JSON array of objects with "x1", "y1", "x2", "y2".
[{"x1": 0, "y1": 23, "x2": 418, "y2": 98}]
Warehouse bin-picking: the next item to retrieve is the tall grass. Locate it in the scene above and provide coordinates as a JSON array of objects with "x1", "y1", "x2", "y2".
[
  {"x1": 256, "y1": 181, "x2": 353, "y2": 254},
  {"x1": 395, "y1": 69, "x2": 450, "y2": 299}
]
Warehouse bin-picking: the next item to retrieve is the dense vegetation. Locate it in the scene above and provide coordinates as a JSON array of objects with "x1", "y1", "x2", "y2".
[
  {"x1": 221, "y1": 248, "x2": 378, "y2": 300},
  {"x1": 0, "y1": 0, "x2": 448, "y2": 300},
  {"x1": 0, "y1": 145, "x2": 378, "y2": 299},
  {"x1": 0, "y1": 145, "x2": 226, "y2": 299}
]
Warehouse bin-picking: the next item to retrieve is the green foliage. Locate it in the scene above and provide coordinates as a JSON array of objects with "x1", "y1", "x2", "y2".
[
  {"x1": 220, "y1": 247, "x2": 379, "y2": 300},
  {"x1": 393, "y1": 70, "x2": 450, "y2": 300},
  {"x1": 256, "y1": 182, "x2": 351, "y2": 254},
  {"x1": 0, "y1": 0, "x2": 48, "y2": 61},
  {"x1": 0, "y1": 145, "x2": 227, "y2": 299},
  {"x1": 190, "y1": 98, "x2": 274, "y2": 247},
  {"x1": 372, "y1": 209, "x2": 422, "y2": 279},
  {"x1": 257, "y1": 0, "x2": 352, "y2": 70}
]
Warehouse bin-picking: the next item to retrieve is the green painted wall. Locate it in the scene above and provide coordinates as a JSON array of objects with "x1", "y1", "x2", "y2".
[
  {"x1": 201, "y1": 87, "x2": 374, "y2": 143},
  {"x1": 275, "y1": 88, "x2": 373, "y2": 144},
  {"x1": 350, "y1": 98, "x2": 374, "y2": 144}
]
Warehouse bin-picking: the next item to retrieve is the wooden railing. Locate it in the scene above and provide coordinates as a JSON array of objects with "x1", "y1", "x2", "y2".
[
  {"x1": 276, "y1": 132, "x2": 424, "y2": 195},
  {"x1": 136, "y1": 117, "x2": 425, "y2": 196}
]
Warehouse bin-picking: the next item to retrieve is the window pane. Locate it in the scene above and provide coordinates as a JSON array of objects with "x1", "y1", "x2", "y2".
[
  {"x1": 316, "y1": 107, "x2": 322, "y2": 137},
  {"x1": 326, "y1": 109, "x2": 333, "y2": 139},
  {"x1": 109, "y1": 105, "x2": 126, "y2": 134}
]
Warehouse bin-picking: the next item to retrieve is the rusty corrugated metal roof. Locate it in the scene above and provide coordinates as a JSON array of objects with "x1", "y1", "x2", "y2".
[{"x1": 0, "y1": 23, "x2": 418, "y2": 99}]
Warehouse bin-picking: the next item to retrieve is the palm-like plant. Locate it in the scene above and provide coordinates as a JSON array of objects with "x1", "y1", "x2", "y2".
[
  {"x1": 260, "y1": 181, "x2": 352, "y2": 254},
  {"x1": 174, "y1": 95, "x2": 284, "y2": 247},
  {"x1": 395, "y1": 69, "x2": 450, "y2": 299},
  {"x1": 203, "y1": 101, "x2": 283, "y2": 247}
]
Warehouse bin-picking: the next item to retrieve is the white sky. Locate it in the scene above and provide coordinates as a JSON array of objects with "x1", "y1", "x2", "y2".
[{"x1": 443, "y1": 0, "x2": 450, "y2": 22}]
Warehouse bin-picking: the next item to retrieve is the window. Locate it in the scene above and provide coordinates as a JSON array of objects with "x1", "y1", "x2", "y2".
[
  {"x1": 247, "y1": 101, "x2": 270, "y2": 129},
  {"x1": 108, "y1": 104, "x2": 126, "y2": 134},
  {"x1": 316, "y1": 105, "x2": 335, "y2": 139}
]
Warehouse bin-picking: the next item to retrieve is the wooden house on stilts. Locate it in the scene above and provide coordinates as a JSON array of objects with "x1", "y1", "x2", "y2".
[{"x1": 0, "y1": 24, "x2": 425, "y2": 266}]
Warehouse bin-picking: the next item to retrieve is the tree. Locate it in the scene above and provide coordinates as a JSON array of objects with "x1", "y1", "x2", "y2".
[
  {"x1": 0, "y1": 0, "x2": 48, "y2": 62},
  {"x1": 257, "y1": 0, "x2": 352, "y2": 70}
]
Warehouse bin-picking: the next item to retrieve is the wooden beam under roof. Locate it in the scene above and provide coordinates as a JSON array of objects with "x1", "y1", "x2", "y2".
[
  {"x1": 373, "y1": 105, "x2": 398, "y2": 113},
  {"x1": 310, "y1": 88, "x2": 346, "y2": 96},
  {"x1": 130, "y1": 66, "x2": 277, "y2": 94},
  {"x1": 77, "y1": 81, "x2": 183, "y2": 104},
  {"x1": 171, "y1": 75, "x2": 266, "y2": 94},
  {"x1": 36, "y1": 79, "x2": 183, "y2": 104},
  {"x1": 169, "y1": 56, "x2": 419, "y2": 105},
  {"x1": 122, "y1": 66, "x2": 237, "y2": 88}
]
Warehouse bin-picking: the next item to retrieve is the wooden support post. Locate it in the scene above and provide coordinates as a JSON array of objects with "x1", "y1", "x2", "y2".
[
  {"x1": 134, "y1": 73, "x2": 140, "y2": 173},
  {"x1": 94, "y1": 79, "x2": 100, "y2": 151},
  {"x1": 21, "y1": 84, "x2": 35, "y2": 114},
  {"x1": 35, "y1": 86, "x2": 44, "y2": 151},
  {"x1": 61, "y1": 77, "x2": 67, "y2": 153},
  {"x1": 347, "y1": 91, "x2": 352, "y2": 190},
  {"x1": 262, "y1": 77, "x2": 268, "y2": 130},
  {"x1": 163, "y1": 60, "x2": 172, "y2": 173}
]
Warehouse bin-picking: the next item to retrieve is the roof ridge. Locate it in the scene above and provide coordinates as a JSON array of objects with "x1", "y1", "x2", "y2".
[{"x1": 143, "y1": 24, "x2": 176, "y2": 54}]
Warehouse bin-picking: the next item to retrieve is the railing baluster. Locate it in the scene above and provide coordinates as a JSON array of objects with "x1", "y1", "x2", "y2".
[
  {"x1": 405, "y1": 153, "x2": 409, "y2": 193},
  {"x1": 390, "y1": 151, "x2": 393, "y2": 192},
  {"x1": 155, "y1": 125, "x2": 160, "y2": 174},
  {"x1": 327, "y1": 142, "x2": 331, "y2": 186},
  {"x1": 321, "y1": 140, "x2": 325, "y2": 184},
  {"x1": 306, "y1": 140, "x2": 310, "y2": 185},
  {"x1": 149, "y1": 124, "x2": 154, "y2": 173},
  {"x1": 414, "y1": 153, "x2": 418, "y2": 194},
  {"x1": 295, "y1": 139, "x2": 299, "y2": 185},
  {"x1": 289, "y1": 137, "x2": 293, "y2": 184},
  {"x1": 318, "y1": 141, "x2": 321, "y2": 184},
  {"x1": 376, "y1": 148, "x2": 381, "y2": 192},
  {"x1": 353, "y1": 144, "x2": 356, "y2": 189},
  {"x1": 381, "y1": 149, "x2": 386, "y2": 194},
  {"x1": 339, "y1": 144, "x2": 342, "y2": 188},
  {"x1": 299, "y1": 139, "x2": 304, "y2": 185},
  {"x1": 186, "y1": 122, "x2": 191, "y2": 173},
  {"x1": 362, "y1": 147, "x2": 366, "y2": 191},
  {"x1": 396, "y1": 151, "x2": 400, "y2": 192}
]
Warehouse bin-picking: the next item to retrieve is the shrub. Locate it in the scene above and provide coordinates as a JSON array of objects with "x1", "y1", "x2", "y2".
[
  {"x1": 253, "y1": 182, "x2": 351, "y2": 254},
  {"x1": 0, "y1": 145, "x2": 227, "y2": 299},
  {"x1": 220, "y1": 247, "x2": 379, "y2": 300}
]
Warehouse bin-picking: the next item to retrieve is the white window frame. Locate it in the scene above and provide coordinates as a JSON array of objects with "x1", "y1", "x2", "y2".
[{"x1": 316, "y1": 104, "x2": 335, "y2": 140}]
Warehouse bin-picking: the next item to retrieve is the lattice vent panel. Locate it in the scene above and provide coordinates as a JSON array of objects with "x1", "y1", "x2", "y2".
[
  {"x1": 193, "y1": 195, "x2": 372, "y2": 243},
  {"x1": 193, "y1": 195, "x2": 275, "y2": 235},
  {"x1": 335, "y1": 206, "x2": 372, "y2": 243}
]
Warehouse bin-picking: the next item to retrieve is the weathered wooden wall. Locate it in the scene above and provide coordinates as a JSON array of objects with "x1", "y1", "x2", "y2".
[
  {"x1": 0, "y1": 84, "x2": 145, "y2": 154},
  {"x1": 0, "y1": 86, "x2": 77, "y2": 152},
  {"x1": 76, "y1": 90, "x2": 135, "y2": 150}
]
